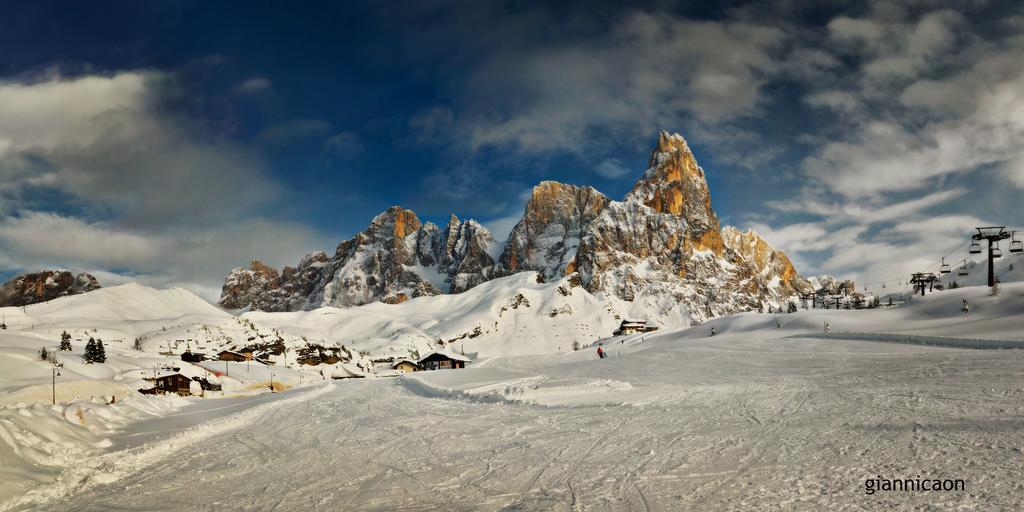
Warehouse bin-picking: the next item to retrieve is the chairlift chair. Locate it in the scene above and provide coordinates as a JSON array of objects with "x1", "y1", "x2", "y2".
[
  {"x1": 969, "y1": 241, "x2": 982, "y2": 254},
  {"x1": 939, "y1": 257, "x2": 951, "y2": 274},
  {"x1": 1010, "y1": 231, "x2": 1023, "y2": 253},
  {"x1": 993, "y1": 243, "x2": 1002, "y2": 258},
  {"x1": 958, "y1": 260, "x2": 969, "y2": 276}
]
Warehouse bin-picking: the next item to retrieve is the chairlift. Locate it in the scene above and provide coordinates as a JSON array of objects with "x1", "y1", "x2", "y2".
[
  {"x1": 939, "y1": 257, "x2": 951, "y2": 274},
  {"x1": 1010, "y1": 231, "x2": 1023, "y2": 253},
  {"x1": 993, "y1": 243, "x2": 1002, "y2": 258},
  {"x1": 958, "y1": 260, "x2": 969, "y2": 276},
  {"x1": 969, "y1": 241, "x2": 982, "y2": 254}
]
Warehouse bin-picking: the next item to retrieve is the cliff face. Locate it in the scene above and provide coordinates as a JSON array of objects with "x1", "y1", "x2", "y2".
[
  {"x1": 0, "y1": 270, "x2": 101, "y2": 307},
  {"x1": 494, "y1": 132, "x2": 806, "y2": 322},
  {"x1": 220, "y1": 131, "x2": 807, "y2": 323},
  {"x1": 219, "y1": 207, "x2": 496, "y2": 311}
]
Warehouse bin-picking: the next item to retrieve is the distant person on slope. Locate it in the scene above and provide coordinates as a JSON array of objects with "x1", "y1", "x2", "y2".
[
  {"x1": 597, "y1": 345, "x2": 605, "y2": 359},
  {"x1": 962, "y1": 298, "x2": 970, "y2": 314},
  {"x1": 824, "y1": 323, "x2": 831, "y2": 334},
  {"x1": 710, "y1": 327, "x2": 718, "y2": 337}
]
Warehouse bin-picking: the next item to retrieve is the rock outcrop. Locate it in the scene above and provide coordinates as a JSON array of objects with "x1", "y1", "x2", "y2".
[
  {"x1": 220, "y1": 131, "x2": 807, "y2": 323},
  {"x1": 494, "y1": 132, "x2": 808, "y2": 322},
  {"x1": 218, "y1": 207, "x2": 496, "y2": 311},
  {"x1": 0, "y1": 270, "x2": 101, "y2": 307}
]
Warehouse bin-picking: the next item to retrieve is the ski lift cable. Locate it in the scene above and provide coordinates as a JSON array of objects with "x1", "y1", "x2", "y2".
[{"x1": 854, "y1": 238, "x2": 970, "y2": 287}]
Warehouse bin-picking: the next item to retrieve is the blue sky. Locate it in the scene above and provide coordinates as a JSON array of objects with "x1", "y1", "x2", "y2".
[{"x1": 1, "y1": 0, "x2": 1022, "y2": 299}]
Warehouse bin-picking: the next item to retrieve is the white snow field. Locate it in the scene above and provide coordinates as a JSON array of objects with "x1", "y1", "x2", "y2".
[{"x1": 3, "y1": 282, "x2": 1023, "y2": 511}]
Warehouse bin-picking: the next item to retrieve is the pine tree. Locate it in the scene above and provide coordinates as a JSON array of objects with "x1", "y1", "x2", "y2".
[
  {"x1": 95, "y1": 339, "x2": 106, "y2": 363},
  {"x1": 60, "y1": 331, "x2": 72, "y2": 351},
  {"x1": 133, "y1": 337, "x2": 143, "y2": 350},
  {"x1": 84, "y1": 337, "x2": 97, "y2": 364}
]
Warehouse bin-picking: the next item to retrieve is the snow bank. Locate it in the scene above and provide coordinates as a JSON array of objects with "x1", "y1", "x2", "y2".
[
  {"x1": 5, "y1": 383, "x2": 335, "y2": 511},
  {"x1": 0, "y1": 394, "x2": 187, "y2": 510},
  {"x1": 401, "y1": 368, "x2": 644, "y2": 407}
]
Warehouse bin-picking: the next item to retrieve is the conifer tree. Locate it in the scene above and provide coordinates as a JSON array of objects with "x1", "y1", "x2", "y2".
[
  {"x1": 60, "y1": 331, "x2": 72, "y2": 351},
  {"x1": 84, "y1": 337, "x2": 97, "y2": 363},
  {"x1": 95, "y1": 339, "x2": 106, "y2": 363}
]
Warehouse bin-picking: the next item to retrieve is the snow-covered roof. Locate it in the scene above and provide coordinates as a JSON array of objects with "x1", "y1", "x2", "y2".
[
  {"x1": 418, "y1": 349, "x2": 471, "y2": 363},
  {"x1": 392, "y1": 358, "x2": 418, "y2": 368},
  {"x1": 145, "y1": 371, "x2": 191, "y2": 381}
]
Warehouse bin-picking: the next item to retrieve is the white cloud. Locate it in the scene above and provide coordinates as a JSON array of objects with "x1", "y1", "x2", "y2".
[
  {"x1": 324, "y1": 131, "x2": 364, "y2": 158},
  {"x1": 414, "y1": 11, "x2": 786, "y2": 160},
  {"x1": 234, "y1": 77, "x2": 272, "y2": 94},
  {"x1": 0, "y1": 211, "x2": 329, "y2": 302},
  {"x1": 0, "y1": 71, "x2": 282, "y2": 226}
]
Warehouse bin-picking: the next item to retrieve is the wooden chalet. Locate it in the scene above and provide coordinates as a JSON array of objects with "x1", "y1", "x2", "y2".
[
  {"x1": 140, "y1": 373, "x2": 193, "y2": 396},
  {"x1": 217, "y1": 349, "x2": 252, "y2": 362},
  {"x1": 180, "y1": 350, "x2": 207, "y2": 363},
  {"x1": 613, "y1": 320, "x2": 656, "y2": 336},
  {"x1": 392, "y1": 359, "x2": 420, "y2": 373},
  {"x1": 418, "y1": 350, "x2": 470, "y2": 371}
]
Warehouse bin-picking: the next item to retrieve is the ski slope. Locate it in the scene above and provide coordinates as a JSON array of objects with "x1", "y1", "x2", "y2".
[
  {"x1": 7, "y1": 282, "x2": 1023, "y2": 511},
  {"x1": 243, "y1": 272, "x2": 630, "y2": 358}
]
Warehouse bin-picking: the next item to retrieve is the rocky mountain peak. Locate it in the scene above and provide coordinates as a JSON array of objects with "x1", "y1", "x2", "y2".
[
  {"x1": 0, "y1": 270, "x2": 102, "y2": 307},
  {"x1": 221, "y1": 205, "x2": 497, "y2": 311},
  {"x1": 499, "y1": 181, "x2": 610, "y2": 279},
  {"x1": 249, "y1": 260, "x2": 280, "y2": 280},
  {"x1": 220, "y1": 130, "x2": 806, "y2": 325},
  {"x1": 625, "y1": 131, "x2": 720, "y2": 239},
  {"x1": 364, "y1": 206, "x2": 421, "y2": 244}
]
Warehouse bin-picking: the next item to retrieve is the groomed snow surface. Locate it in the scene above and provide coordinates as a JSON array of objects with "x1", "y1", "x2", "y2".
[{"x1": 4, "y1": 282, "x2": 1024, "y2": 510}]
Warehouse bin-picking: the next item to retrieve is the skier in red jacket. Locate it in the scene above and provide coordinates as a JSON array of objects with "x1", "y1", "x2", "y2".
[{"x1": 597, "y1": 345, "x2": 605, "y2": 359}]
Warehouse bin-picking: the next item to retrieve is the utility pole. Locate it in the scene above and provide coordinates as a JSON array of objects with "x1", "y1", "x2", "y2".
[
  {"x1": 52, "y1": 361, "x2": 63, "y2": 405},
  {"x1": 972, "y1": 227, "x2": 1010, "y2": 289}
]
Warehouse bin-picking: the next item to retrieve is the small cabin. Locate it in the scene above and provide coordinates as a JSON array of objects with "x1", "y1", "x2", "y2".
[
  {"x1": 418, "y1": 350, "x2": 471, "y2": 371},
  {"x1": 140, "y1": 373, "x2": 193, "y2": 396},
  {"x1": 217, "y1": 350, "x2": 251, "y2": 362},
  {"x1": 181, "y1": 350, "x2": 207, "y2": 363},
  {"x1": 613, "y1": 320, "x2": 655, "y2": 336},
  {"x1": 392, "y1": 359, "x2": 420, "y2": 373}
]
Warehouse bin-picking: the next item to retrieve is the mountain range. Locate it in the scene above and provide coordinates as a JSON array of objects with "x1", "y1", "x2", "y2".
[{"x1": 219, "y1": 131, "x2": 811, "y2": 325}]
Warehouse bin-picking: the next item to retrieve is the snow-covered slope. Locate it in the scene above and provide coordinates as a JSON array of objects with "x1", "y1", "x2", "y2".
[
  {"x1": 12, "y1": 281, "x2": 1024, "y2": 511},
  {"x1": 243, "y1": 272, "x2": 624, "y2": 358}
]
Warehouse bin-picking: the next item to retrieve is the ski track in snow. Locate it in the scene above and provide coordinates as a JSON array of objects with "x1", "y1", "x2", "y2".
[{"x1": 13, "y1": 332, "x2": 1024, "y2": 512}]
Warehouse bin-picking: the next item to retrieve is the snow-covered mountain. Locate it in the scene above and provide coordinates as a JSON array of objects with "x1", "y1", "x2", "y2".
[
  {"x1": 0, "y1": 270, "x2": 101, "y2": 307},
  {"x1": 243, "y1": 271, "x2": 623, "y2": 358},
  {"x1": 220, "y1": 208, "x2": 496, "y2": 310},
  {"x1": 220, "y1": 131, "x2": 809, "y2": 323}
]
